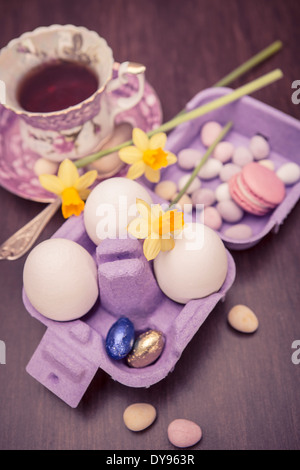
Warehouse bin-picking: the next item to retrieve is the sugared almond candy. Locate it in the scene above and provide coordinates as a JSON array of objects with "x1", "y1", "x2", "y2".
[
  {"x1": 178, "y1": 148, "x2": 202, "y2": 170},
  {"x1": 34, "y1": 158, "x2": 59, "y2": 176},
  {"x1": 258, "y1": 159, "x2": 275, "y2": 171},
  {"x1": 197, "y1": 158, "x2": 222, "y2": 180},
  {"x1": 276, "y1": 162, "x2": 300, "y2": 185},
  {"x1": 177, "y1": 174, "x2": 201, "y2": 194},
  {"x1": 249, "y1": 135, "x2": 270, "y2": 160},
  {"x1": 154, "y1": 180, "x2": 177, "y2": 201},
  {"x1": 227, "y1": 305, "x2": 258, "y2": 333},
  {"x1": 168, "y1": 419, "x2": 202, "y2": 448},
  {"x1": 213, "y1": 141, "x2": 234, "y2": 163},
  {"x1": 173, "y1": 193, "x2": 193, "y2": 213},
  {"x1": 200, "y1": 121, "x2": 222, "y2": 147},
  {"x1": 232, "y1": 146, "x2": 253, "y2": 167},
  {"x1": 123, "y1": 403, "x2": 157, "y2": 432}
]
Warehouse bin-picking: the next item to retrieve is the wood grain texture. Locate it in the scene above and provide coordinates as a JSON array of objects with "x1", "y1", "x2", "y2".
[{"x1": 0, "y1": 0, "x2": 299, "y2": 450}]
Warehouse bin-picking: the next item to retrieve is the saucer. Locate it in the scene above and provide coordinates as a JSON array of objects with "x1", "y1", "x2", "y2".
[{"x1": 0, "y1": 67, "x2": 162, "y2": 203}]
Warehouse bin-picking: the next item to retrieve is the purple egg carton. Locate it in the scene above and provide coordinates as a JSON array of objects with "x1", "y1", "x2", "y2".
[
  {"x1": 153, "y1": 87, "x2": 300, "y2": 250},
  {"x1": 23, "y1": 212, "x2": 236, "y2": 408}
]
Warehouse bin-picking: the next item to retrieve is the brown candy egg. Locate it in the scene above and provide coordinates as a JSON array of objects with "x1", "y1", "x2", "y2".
[{"x1": 126, "y1": 330, "x2": 165, "y2": 368}]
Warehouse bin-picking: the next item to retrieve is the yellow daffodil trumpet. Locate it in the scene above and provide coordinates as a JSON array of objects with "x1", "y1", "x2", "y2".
[
  {"x1": 39, "y1": 159, "x2": 97, "y2": 218},
  {"x1": 127, "y1": 199, "x2": 185, "y2": 261},
  {"x1": 119, "y1": 128, "x2": 177, "y2": 183}
]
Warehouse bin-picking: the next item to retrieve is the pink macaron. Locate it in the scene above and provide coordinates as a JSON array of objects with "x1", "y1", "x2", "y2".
[{"x1": 228, "y1": 162, "x2": 285, "y2": 216}]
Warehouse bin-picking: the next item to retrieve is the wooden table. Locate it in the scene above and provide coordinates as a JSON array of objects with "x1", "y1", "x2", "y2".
[{"x1": 0, "y1": 0, "x2": 299, "y2": 451}]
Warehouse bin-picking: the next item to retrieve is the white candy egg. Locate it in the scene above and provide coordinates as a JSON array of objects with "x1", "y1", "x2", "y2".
[
  {"x1": 197, "y1": 158, "x2": 222, "y2": 180},
  {"x1": 83, "y1": 177, "x2": 152, "y2": 245},
  {"x1": 177, "y1": 173, "x2": 201, "y2": 194},
  {"x1": 153, "y1": 223, "x2": 228, "y2": 304},
  {"x1": 23, "y1": 238, "x2": 99, "y2": 321},
  {"x1": 276, "y1": 162, "x2": 300, "y2": 185}
]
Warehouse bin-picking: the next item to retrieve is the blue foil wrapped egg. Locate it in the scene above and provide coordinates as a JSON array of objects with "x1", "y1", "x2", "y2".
[{"x1": 105, "y1": 317, "x2": 135, "y2": 360}]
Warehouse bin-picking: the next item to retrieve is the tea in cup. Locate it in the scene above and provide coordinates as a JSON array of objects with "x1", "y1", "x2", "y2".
[{"x1": 0, "y1": 24, "x2": 145, "y2": 162}]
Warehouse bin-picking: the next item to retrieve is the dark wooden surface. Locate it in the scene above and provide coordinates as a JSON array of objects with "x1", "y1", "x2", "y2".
[{"x1": 0, "y1": 0, "x2": 300, "y2": 451}]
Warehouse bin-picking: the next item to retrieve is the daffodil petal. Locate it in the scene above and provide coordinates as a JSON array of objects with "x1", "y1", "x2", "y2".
[
  {"x1": 144, "y1": 166, "x2": 161, "y2": 183},
  {"x1": 58, "y1": 159, "x2": 79, "y2": 187},
  {"x1": 160, "y1": 237, "x2": 175, "y2": 252},
  {"x1": 166, "y1": 152, "x2": 177, "y2": 165},
  {"x1": 77, "y1": 188, "x2": 90, "y2": 201},
  {"x1": 127, "y1": 217, "x2": 150, "y2": 239},
  {"x1": 39, "y1": 174, "x2": 64, "y2": 195},
  {"x1": 135, "y1": 198, "x2": 151, "y2": 220},
  {"x1": 119, "y1": 146, "x2": 143, "y2": 164},
  {"x1": 143, "y1": 237, "x2": 161, "y2": 261},
  {"x1": 132, "y1": 128, "x2": 149, "y2": 151},
  {"x1": 150, "y1": 204, "x2": 164, "y2": 220},
  {"x1": 126, "y1": 161, "x2": 146, "y2": 180},
  {"x1": 75, "y1": 170, "x2": 97, "y2": 192},
  {"x1": 149, "y1": 132, "x2": 167, "y2": 150}
]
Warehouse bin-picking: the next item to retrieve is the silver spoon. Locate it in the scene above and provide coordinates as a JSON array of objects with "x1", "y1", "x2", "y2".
[{"x1": 0, "y1": 198, "x2": 61, "y2": 260}]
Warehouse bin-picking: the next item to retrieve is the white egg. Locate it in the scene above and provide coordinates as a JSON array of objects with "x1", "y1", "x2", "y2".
[
  {"x1": 83, "y1": 177, "x2": 152, "y2": 245},
  {"x1": 23, "y1": 238, "x2": 99, "y2": 321},
  {"x1": 153, "y1": 223, "x2": 228, "y2": 304}
]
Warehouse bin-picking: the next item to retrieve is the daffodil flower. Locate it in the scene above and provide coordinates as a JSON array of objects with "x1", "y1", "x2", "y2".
[
  {"x1": 128, "y1": 198, "x2": 184, "y2": 261},
  {"x1": 119, "y1": 128, "x2": 177, "y2": 183},
  {"x1": 39, "y1": 159, "x2": 97, "y2": 218}
]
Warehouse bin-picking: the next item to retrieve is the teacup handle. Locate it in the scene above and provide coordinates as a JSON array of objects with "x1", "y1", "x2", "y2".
[{"x1": 106, "y1": 61, "x2": 146, "y2": 120}]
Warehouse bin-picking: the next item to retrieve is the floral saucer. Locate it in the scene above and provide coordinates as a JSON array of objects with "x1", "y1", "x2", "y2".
[{"x1": 0, "y1": 68, "x2": 162, "y2": 202}]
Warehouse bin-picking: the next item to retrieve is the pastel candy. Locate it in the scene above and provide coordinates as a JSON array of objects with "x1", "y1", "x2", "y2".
[
  {"x1": 258, "y1": 159, "x2": 275, "y2": 171},
  {"x1": 213, "y1": 141, "x2": 234, "y2": 163},
  {"x1": 168, "y1": 419, "x2": 202, "y2": 448},
  {"x1": 178, "y1": 148, "x2": 202, "y2": 170},
  {"x1": 197, "y1": 158, "x2": 222, "y2": 180},
  {"x1": 228, "y1": 305, "x2": 259, "y2": 333},
  {"x1": 200, "y1": 121, "x2": 222, "y2": 147},
  {"x1": 232, "y1": 146, "x2": 253, "y2": 167},
  {"x1": 178, "y1": 174, "x2": 201, "y2": 194},
  {"x1": 276, "y1": 162, "x2": 300, "y2": 185},
  {"x1": 199, "y1": 206, "x2": 222, "y2": 230},
  {"x1": 224, "y1": 223, "x2": 253, "y2": 240},
  {"x1": 215, "y1": 182, "x2": 231, "y2": 202},
  {"x1": 216, "y1": 200, "x2": 244, "y2": 223},
  {"x1": 219, "y1": 163, "x2": 241, "y2": 182},
  {"x1": 249, "y1": 135, "x2": 270, "y2": 160},
  {"x1": 123, "y1": 403, "x2": 157, "y2": 431},
  {"x1": 154, "y1": 180, "x2": 177, "y2": 200},
  {"x1": 191, "y1": 188, "x2": 216, "y2": 208},
  {"x1": 34, "y1": 158, "x2": 59, "y2": 176},
  {"x1": 173, "y1": 193, "x2": 193, "y2": 213}
]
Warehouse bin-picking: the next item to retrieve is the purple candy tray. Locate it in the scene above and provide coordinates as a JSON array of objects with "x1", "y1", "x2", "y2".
[
  {"x1": 149, "y1": 87, "x2": 300, "y2": 250},
  {"x1": 23, "y1": 214, "x2": 236, "y2": 408}
]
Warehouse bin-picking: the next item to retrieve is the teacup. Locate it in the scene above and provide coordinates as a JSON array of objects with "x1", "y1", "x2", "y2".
[{"x1": 0, "y1": 24, "x2": 145, "y2": 162}]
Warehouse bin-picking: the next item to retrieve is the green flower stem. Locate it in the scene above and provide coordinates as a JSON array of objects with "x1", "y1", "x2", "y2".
[
  {"x1": 146, "y1": 69, "x2": 282, "y2": 136},
  {"x1": 213, "y1": 40, "x2": 283, "y2": 87},
  {"x1": 168, "y1": 121, "x2": 233, "y2": 209},
  {"x1": 175, "y1": 40, "x2": 283, "y2": 117},
  {"x1": 75, "y1": 68, "x2": 282, "y2": 170}
]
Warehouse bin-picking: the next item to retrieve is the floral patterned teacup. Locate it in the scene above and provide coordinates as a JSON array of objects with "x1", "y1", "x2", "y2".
[{"x1": 0, "y1": 24, "x2": 145, "y2": 162}]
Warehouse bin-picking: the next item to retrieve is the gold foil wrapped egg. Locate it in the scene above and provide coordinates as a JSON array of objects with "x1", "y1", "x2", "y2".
[{"x1": 126, "y1": 330, "x2": 165, "y2": 368}]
